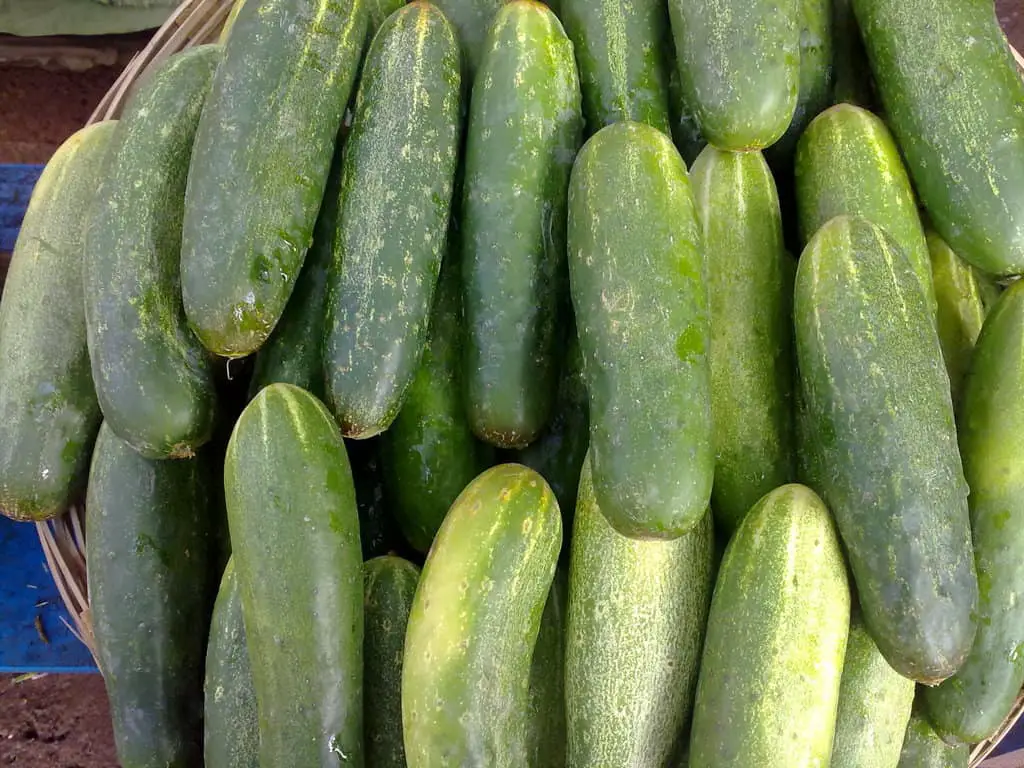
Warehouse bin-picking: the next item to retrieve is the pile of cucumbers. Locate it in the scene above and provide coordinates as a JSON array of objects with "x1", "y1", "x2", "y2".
[{"x1": 0, "y1": 0, "x2": 1022, "y2": 764}]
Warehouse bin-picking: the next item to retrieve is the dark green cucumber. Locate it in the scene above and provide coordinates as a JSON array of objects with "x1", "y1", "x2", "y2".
[
  {"x1": 364, "y1": 555, "x2": 420, "y2": 768},
  {"x1": 224, "y1": 384, "x2": 363, "y2": 767},
  {"x1": 568, "y1": 121, "x2": 712, "y2": 539},
  {"x1": 87, "y1": 422, "x2": 213, "y2": 768},
  {"x1": 379, "y1": 249, "x2": 493, "y2": 554},
  {"x1": 668, "y1": 0, "x2": 800, "y2": 150},
  {"x1": 181, "y1": 0, "x2": 366, "y2": 357},
  {"x1": 347, "y1": 436, "x2": 398, "y2": 559},
  {"x1": 923, "y1": 281, "x2": 1024, "y2": 743},
  {"x1": 559, "y1": 0, "x2": 673, "y2": 135},
  {"x1": 897, "y1": 708, "x2": 968, "y2": 768},
  {"x1": 324, "y1": 1, "x2": 462, "y2": 438},
  {"x1": 852, "y1": 0, "x2": 1024, "y2": 276},
  {"x1": 204, "y1": 558, "x2": 258, "y2": 768},
  {"x1": 665, "y1": 53, "x2": 706, "y2": 166},
  {"x1": 690, "y1": 146, "x2": 794, "y2": 532},
  {"x1": 831, "y1": 0, "x2": 875, "y2": 107},
  {"x1": 85, "y1": 46, "x2": 219, "y2": 460},
  {"x1": 402, "y1": 464, "x2": 562, "y2": 767},
  {"x1": 368, "y1": 0, "x2": 405, "y2": 34},
  {"x1": 566, "y1": 455, "x2": 714, "y2": 766},
  {"x1": 527, "y1": 568, "x2": 568, "y2": 767},
  {"x1": 689, "y1": 484, "x2": 850, "y2": 768},
  {"x1": 831, "y1": 615, "x2": 915, "y2": 768},
  {"x1": 461, "y1": 1, "x2": 582, "y2": 448},
  {"x1": 795, "y1": 215, "x2": 977, "y2": 683},
  {"x1": 431, "y1": 0, "x2": 505, "y2": 76},
  {"x1": 0, "y1": 122, "x2": 114, "y2": 521}
]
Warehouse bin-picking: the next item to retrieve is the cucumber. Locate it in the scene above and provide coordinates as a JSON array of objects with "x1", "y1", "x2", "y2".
[
  {"x1": 323, "y1": 2, "x2": 462, "y2": 438},
  {"x1": 559, "y1": 0, "x2": 673, "y2": 135},
  {"x1": 364, "y1": 555, "x2": 420, "y2": 768},
  {"x1": 665, "y1": 54, "x2": 706, "y2": 166},
  {"x1": 0, "y1": 121, "x2": 114, "y2": 521},
  {"x1": 794, "y1": 215, "x2": 977, "y2": 683},
  {"x1": 368, "y1": 0, "x2": 405, "y2": 34},
  {"x1": 204, "y1": 558, "x2": 258, "y2": 768},
  {"x1": 668, "y1": 0, "x2": 800, "y2": 151},
  {"x1": 224, "y1": 383, "x2": 363, "y2": 767},
  {"x1": 402, "y1": 464, "x2": 562, "y2": 767},
  {"x1": 923, "y1": 281, "x2": 1024, "y2": 743},
  {"x1": 794, "y1": 103, "x2": 936, "y2": 313},
  {"x1": 897, "y1": 709, "x2": 968, "y2": 768},
  {"x1": 527, "y1": 568, "x2": 568, "y2": 767},
  {"x1": 87, "y1": 422, "x2": 213, "y2": 768},
  {"x1": 831, "y1": 615, "x2": 915, "y2": 768},
  {"x1": 85, "y1": 46, "x2": 219, "y2": 460},
  {"x1": 690, "y1": 146, "x2": 794, "y2": 532},
  {"x1": 180, "y1": 0, "x2": 367, "y2": 357},
  {"x1": 689, "y1": 484, "x2": 850, "y2": 768},
  {"x1": 852, "y1": 0, "x2": 1024, "y2": 277},
  {"x1": 461, "y1": 1, "x2": 583, "y2": 448},
  {"x1": 568, "y1": 121, "x2": 712, "y2": 539},
  {"x1": 348, "y1": 436, "x2": 398, "y2": 559},
  {"x1": 831, "y1": 0, "x2": 874, "y2": 107},
  {"x1": 566, "y1": 455, "x2": 714, "y2": 766},
  {"x1": 431, "y1": 0, "x2": 505, "y2": 76}
]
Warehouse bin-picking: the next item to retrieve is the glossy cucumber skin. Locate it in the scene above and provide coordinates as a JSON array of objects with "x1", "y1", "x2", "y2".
[
  {"x1": 224, "y1": 384, "x2": 363, "y2": 767},
  {"x1": 0, "y1": 122, "x2": 115, "y2": 521},
  {"x1": 402, "y1": 464, "x2": 562, "y2": 768},
  {"x1": 923, "y1": 281, "x2": 1024, "y2": 743},
  {"x1": 461, "y1": 1, "x2": 583, "y2": 448},
  {"x1": 566, "y1": 455, "x2": 714, "y2": 767},
  {"x1": 897, "y1": 709, "x2": 968, "y2": 768},
  {"x1": 85, "y1": 46, "x2": 219, "y2": 460},
  {"x1": 324, "y1": 2, "x2": 462, "y2": 438},
  {"x1": 526, "y1": 568, "x2": 568, "y2": 767},
  {"x1": 568, "y1": 121, "x2": 712, "y2": 539},
  {"x1": 181, "y1": 0, "x2": 367, "y2": 357},
  {"x1": 795, "y1": 216, "x2": 977, "y2": 683},
  {"x1": 689, "y1": 485, "x2": 850, "y2": 768},
  {"x1": 668, "y1": 0, "x2": 800, "y2": 151},
  {"x1": 690, "y1": 146, "x2": 794, "y2": 532},
  {"x1": 852, "y1": 0, "x2": 1024, "y2": 277},
  {"x1": 87, "y1": 423, "x2": 213, "y2": 768},
  {"x1": 431, "y1": 0, "x2": 506, "y2": 76}
]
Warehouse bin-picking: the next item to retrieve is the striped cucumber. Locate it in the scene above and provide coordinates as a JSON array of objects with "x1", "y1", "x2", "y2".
[
  {"x1": 526, "y1": 568, "x2": 568, "y2": 767},
  {"x1": 897, "y1": 708, "x2": 968, "y2": 768},
  {"x1": 368, "y1": 0, "x2": 405, "y2": 33}
]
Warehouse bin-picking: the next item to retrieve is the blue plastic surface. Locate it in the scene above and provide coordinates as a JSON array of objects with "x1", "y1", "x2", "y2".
[{"x1": 0, "y1": 164, "x2": 44, "y2": 252}]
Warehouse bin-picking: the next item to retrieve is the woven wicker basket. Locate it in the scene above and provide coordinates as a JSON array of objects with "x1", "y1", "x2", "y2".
[{"x1": 31, "y1": 1, "x2": 1024, "y2": 763}]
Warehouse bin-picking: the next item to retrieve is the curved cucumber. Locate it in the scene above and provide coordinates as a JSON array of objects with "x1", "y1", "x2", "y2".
[
  {"x1": 0, "y1": 121, "x2": 114, "y2": 521},
  {"x1": 568, "y1": 121, "x2": 712, "y2": 539},
  {"x1": 526, "y1": 568, "x2": 568, "y2": 767},
  {"x1": 897, "y1": 709, "x2": 968, "y2": 768},
  {"x1": 402, "y1": 464, "x2": 562, "y2": 767},
  {"x1": 431, "y1": 0, "x2": 505, "y2": 76}
]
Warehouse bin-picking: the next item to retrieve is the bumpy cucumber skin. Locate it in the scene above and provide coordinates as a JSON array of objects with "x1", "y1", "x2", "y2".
[
  {"x1": 923, "y1": 281, "x2": 1024, "y2": 743},
  {"x1": 431, "y1": 0, "x2": 506, "y2": 76},
  {"x1": 324, "y1": 2, "x2": 462, "y2": 438},
  {"x1": 181, "y1": 0, "x2": 367, "y2": 357},
  {"x1": 224, "y1": 384, "x2": 363, "y2": 767},
  {"x1": 668, "y1": 0, "x2": 800, "y2": 151},
  {"x1": 795, "y1": 215, "x2": 977, "y2": 683},
  {"x1": 690, "y1": 146, "x2": 794, "y2": 532},
  {"x1": 85, "y1": 46, "x2": 219, "y2": 460},
  {"x1": 566, "y1": 455, "x2": 714, "y2": 767},
  {"x1": 87, "y1": 423, "x2": 213, "y2": 768},
  {"x1": 568, "y1": 121, "x2": 712, "y2": 539},
  {"x1": 402, "y1": 464, "x2": 562, "y2": 768},
  {"x1": 461, "y1": 1, "x2": 583, "y2": 449},
  {"x1": 689, "y1": 484, "x2": 850, "y2": 768},
  {"x1": 526, "y1": 568, "x2": 568, "y2": 767},
  {"x1": 897, "y1": 709, "x2": 968, "y2": 768},
  {"x1": 852, "y1": 0, "x2": 1024, "y2": 277},
  {"x1": 0, "y1": 122, "x2": 114, "y2": 521}
]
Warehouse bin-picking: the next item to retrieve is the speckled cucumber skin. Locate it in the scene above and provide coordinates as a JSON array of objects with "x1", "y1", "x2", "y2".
[
  {"x1": 852, "y1": 0, "x2": 1024, "y2": 277},
  {"x1": 668, "y1": 0, "x2": 799, "y2": 151},
  {"x1": 364, "y1": 556, "x2": 420, "y2": 768},
  {"x1": 461, "y1": 1, "x2": 583, "y2": 449},
  {"x1": 87, "y1": 423, "x2": 213, "y2": 768},
  {"x1": 204, "y1": 558, "x2": 258, "y2": 768},
  {"x1": 897, "y1": 709, "x2": 968, "y2": 768},
  {"x1": 795, "y1": 216, "x2": 977, "y2": 683},
  {"x1": 559, "y1": 0, "x2": 673, "y2": 135},
  {"x1": 568, "y1": 121, "x2": 712, "y2": 539},
  {"x1": 690, "y1": 146, "x2": 794, "y2": 533},
  {"x1": 923, "y1": 281, "x2": 1024, "y2": 743},
  {"x1": 224, "y1": 384, "x2": 363, "y2": 767},
  {"x1": 566, "y1": 456, "x2": 714, "y2": 767},
  {"x1": 795, "y1": 103, "x2": 936, "y2": 313},
  {"x1": 402, "y1": 464, "x2": 562, "y2": 767},
  {"x1": 689, "y1": 484, "x2": 850, "y2": 768},
  {"x1": 831, "y1": 0, "x2": 874, "y2": 107},
  {"x1": 831, "y1": 616, "x2": 915, "y2": 768},
  {"x1": 0, "y1": 122, "x2": 114, "y2": 521},
  {"x1": 526, "y1": 568, "x2": 568, "y2": 767},
  {"x1": 181, "y1": 0, "x2": 367, "y2": 357},
  {"x1": 324, "y1": 2, "x2": 461, "y2": 438},
  {"x1": 431, "y1": 0, "x2": 506, "y2": 76},
  {"x1": 85, "y1": 46, "x2": 219, "y2": 460},
  {"x1": 368, "y1": 0, "x2": 405, "y2": 33}
]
